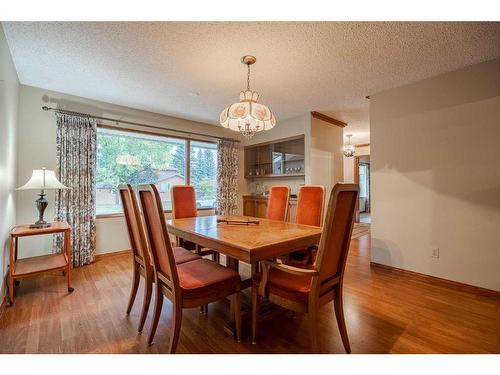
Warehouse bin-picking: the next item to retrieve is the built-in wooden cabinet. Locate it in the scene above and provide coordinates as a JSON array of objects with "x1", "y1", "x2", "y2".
[
  {"x1": 243, "y1": 195, "x2": 298, "y2": 222},
  {"x1": 244, "y1": 135, "x2": 305, "y2": 179}
]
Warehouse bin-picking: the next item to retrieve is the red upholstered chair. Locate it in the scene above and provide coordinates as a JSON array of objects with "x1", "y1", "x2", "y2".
[
  {"x1": 266, "y1": 185, "x2": 290, "y2": 221},
  {"x1": 171, "y1": 185, "x2": 220, "y2": 263},
  {"x1": 252, "y1": 183, "x2": 359, "y2": 353},
  {"x1": 119, "y1": 185, "x2": 201, "y2": 333},
  {"x1": 171, "y1": 185, "x2": 197, "y2": 219},
  {"x1": 290, "y1": 185, "x2": 325, "y2": 263},
  {"x1": 296, "y1": 185, "x2": 325, "y2": 227},
  {"x1": 138, "y1": 184, "x2": 242, "y2": 352}
]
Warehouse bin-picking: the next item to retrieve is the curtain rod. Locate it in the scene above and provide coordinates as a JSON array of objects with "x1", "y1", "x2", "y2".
[{"x1": 41, "y1": 106, "x2": 241, "y2": 143}]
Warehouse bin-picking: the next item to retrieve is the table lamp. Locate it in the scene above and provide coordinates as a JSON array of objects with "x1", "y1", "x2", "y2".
[{"x1": 17, "y1": 167, "x2": 68, "y2": 228}]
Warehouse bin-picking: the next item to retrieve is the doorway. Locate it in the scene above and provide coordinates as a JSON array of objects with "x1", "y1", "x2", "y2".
[{"x1": 354, "y1": 155, "x2": 370, "y2": 223}]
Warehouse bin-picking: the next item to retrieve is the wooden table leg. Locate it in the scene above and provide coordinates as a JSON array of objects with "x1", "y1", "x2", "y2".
[
  {"x1": 226, "y1": 256, "x2": 239, "y2": 322},
  {"x1": 251, "y1": 262, "x2": 258, "y2": 344},
  {"x1": 226, "y1": 256, "x2": 239, "y2": 273},
  {"x1": 65, "y1": 229, "x2": 74, "y2": 293},
  {"x1": 14, "y1": 237, "x2": 18, "y2": 262}
]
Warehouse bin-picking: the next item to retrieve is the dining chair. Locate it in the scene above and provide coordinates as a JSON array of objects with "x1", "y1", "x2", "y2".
[
  {"x1": 119, "y1": 184, "x2": 201, "y2": 333},
  {"x1": 171, "y1": 185, "x2": 220, "y2": 263},
  {"x1": 252, "y1": 183, "x2": 359, "y2": 353},
  {"x1": 290, "y1": 185, "x2": 325, "y2": 263},
  {"x1": 266, "y1": 185, "x2": 290, "y2": 221},
  {"x1": 137, "y1": 184, "x2": 242, "y2": 352}
]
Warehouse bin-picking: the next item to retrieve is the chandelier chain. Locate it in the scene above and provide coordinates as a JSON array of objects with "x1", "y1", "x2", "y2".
[{"x1": 247, "y1": 64, "x2": 251, "y2": 91}]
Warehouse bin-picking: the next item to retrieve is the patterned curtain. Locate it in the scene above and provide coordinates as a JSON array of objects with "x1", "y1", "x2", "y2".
[
  {"x1": 216, "y1": 140, "x2": 239, "y2": 216},
  {"x1": 53, "y1": 113, "x2": 97, "y2": 267}
]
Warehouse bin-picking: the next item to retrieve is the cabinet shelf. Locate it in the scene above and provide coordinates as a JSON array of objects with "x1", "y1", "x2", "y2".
[
  {"x1": 244, "y1": 135, "x2": 305, "y2": 180},
  {"x1": 14, "y1": 253, "x2": 67, "y2": 277},
  {"x1": 246, "y1": 173, "x2": 305, "y2": 179}
]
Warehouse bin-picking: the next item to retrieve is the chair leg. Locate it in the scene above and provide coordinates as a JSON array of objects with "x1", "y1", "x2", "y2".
[
  {"x1": 308, "y1": 305, "x2": 319, "y2": 353},
  {"x1": 126, "y1": 263, "x2": 140, "y2": 314},
  {"x1": 138, "y1": 273, "x2": 153, "y2": 333},
  {"x1": 334, "y1": 289, "x2": 351, "y2": 353},
  {"x1": 168, "y1": 302, "x2": 183, "y2": 354},
  {"x1": 233, "y1": 292, "x2": 242, "y2": 342},
  {"x1": 200, "y1": 304, "x2": 208, "y2": 315},
  {"x1": 147, "y1": 284, "x2": 163, "y2": 345},
  {"x1": 251, "y1": 286, "x2": 259, "y2": 344}
]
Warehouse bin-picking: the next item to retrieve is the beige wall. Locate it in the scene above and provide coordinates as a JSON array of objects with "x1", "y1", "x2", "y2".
[
  {"x1": 371, "y1": 58, "x2": 500, "y2": 291},
  {"x1": 0, "y1": 25, "x2": 19, "y2": 299},
  {"x1": 16, "y1": 84, "x2": 241, "y2": 256},
  {"x1": 310, "y1": 117, "x2": 344, "y2": 202},
  {"x1": 343, "y1": 145, "x2": 370, "y2": 183}
]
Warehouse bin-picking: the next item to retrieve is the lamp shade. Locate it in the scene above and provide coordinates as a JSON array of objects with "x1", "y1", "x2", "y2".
[
  {"x1": 219, "y1": 90, "x2": 276, "y2": 137},
  {"x1": 17, "y1": 169, "x2": 68, "y2": 190}
]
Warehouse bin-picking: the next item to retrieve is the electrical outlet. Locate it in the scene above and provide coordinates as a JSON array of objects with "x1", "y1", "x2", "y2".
[{"x1": 431, "y1": 248, "x2": 440, "y2": 259}]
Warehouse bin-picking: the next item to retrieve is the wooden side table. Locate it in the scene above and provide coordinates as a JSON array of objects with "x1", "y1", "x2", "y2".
[{"x1": 8, "y1": 221, "x2": 74, "y2": 305}]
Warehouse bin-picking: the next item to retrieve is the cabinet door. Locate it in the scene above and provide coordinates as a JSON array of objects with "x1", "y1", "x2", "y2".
[
  {"x1": 243, "y1": 198, "x2": 256, "y2": 217},
  {"x1": 255, "y1": 200, "x2": 268, "y2": 218}
]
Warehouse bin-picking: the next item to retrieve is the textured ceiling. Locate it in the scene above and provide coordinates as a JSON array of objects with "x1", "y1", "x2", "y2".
[{"x1": 3, "y1": 22, "x2": 500, "y2": 143}]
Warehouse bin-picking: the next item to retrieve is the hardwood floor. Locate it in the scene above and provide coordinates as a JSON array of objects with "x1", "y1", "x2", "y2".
[{"x1": 1, "y1": 234, "x2": 499, "y2": 354}]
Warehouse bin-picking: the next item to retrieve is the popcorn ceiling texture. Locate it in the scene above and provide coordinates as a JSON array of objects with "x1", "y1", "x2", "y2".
[{"x1": 3, "y1": 22, "x2": 500, "y2": 143}]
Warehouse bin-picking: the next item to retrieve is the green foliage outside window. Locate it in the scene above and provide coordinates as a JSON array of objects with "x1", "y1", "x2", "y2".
[{"x1": 96, "y1": 128, "x2": 217, "y2": 215}]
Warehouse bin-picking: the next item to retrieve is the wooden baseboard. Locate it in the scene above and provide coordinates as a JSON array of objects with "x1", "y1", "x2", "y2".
[
  {"x1": 370, "y1": 262, "x2": 500, "y2": 298},
  {"x1": 94, "y1": 249, "x2": 132, "y2": 261}
]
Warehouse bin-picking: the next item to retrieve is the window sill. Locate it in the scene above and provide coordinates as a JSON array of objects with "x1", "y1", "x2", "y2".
[{"x1": 96, "y1": 207, "x2": 215, "y2": 219}]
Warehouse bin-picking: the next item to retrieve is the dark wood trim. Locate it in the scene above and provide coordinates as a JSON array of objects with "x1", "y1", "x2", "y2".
[
  {"x1": 310, "y1": 111, "x2": 347, "y2": 128},
  {"x1": 355, "y1": 143, "x2": 370, "y2": 148},
  {"x1": 353, "y1": 156, "x2": 360, "y2": 185},
  {"x1": 94, "y1": 249, "x2": 132, "y2": 261},
  {"x1": 96, "y1": 213, "x2": 125, "y2": 219},
  {"x1": 370, "y1": 262, "x2": 500, "y2": 299}
]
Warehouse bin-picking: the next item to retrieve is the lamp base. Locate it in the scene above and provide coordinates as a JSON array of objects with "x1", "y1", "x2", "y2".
[
  {"x1": 30, "y1": 221, "x2": 52, "y2": 229},
  {"x1": 32, "y1": 192, "x2": 50, "y2": 228}
]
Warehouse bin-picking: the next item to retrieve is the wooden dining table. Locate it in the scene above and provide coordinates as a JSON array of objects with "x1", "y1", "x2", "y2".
[
  {"x1": 166, "y1": 214, "x2": 322, "y2": 337},
  {"x1": 166, "y1": 215, "x2": 322, "y2": 285}
]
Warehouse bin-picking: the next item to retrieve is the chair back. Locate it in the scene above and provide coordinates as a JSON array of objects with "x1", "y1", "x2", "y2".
[
  {"x1": 266, "y1": 185, "x2": 290, "y2": 221},
  {"x1": 314, "y1": 183, "x2": 358, "y2": 283},
  {"x1": 118, "y1": 184, "x2": 151, "y2": 270},
  {"x1": 296, "y1": 185, "x2": 325, "y2": 227},
  {"x1": 171, "y1": 185, "x2": 197, "y2": 219},
  {"x1": 137, "y1": 184, "x2": 179, "y2": 290}
]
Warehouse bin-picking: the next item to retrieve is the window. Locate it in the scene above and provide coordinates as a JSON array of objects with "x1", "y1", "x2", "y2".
[
  {"x1": 96, "y1": 127, "x2": 190, "y2": 215},
  {"x1": 189, "y1": 141, "x2": 218, "y2": 209},
  {"x1": 359, "y1": 164, "x2": 369, "y2": 198}
]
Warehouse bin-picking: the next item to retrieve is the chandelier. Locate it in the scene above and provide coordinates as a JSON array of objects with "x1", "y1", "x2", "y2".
[
  {"x1": 343, "y1": 134, "x2": 355, "y2": 157},
  {"x1": 220, "y1": 55, "x2": 276, "y2": 138}
]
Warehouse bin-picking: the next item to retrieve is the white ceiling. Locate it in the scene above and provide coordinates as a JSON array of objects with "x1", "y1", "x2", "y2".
[{"x1": 3, "y1": 22, "x2": 500, "y2": 143}]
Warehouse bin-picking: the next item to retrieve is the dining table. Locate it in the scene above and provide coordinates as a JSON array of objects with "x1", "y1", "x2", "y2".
[
  {"x1": 166, "y1": 214, "x2": 322, "y2": 337},
  {"x1": 167, "y1": 215, "x2": 321, "y2": 282}
]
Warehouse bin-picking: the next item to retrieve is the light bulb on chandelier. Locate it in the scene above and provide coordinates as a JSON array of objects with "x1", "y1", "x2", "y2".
[{"x1": 343, "y1": 134, "x2": 355, "y2": 157}]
